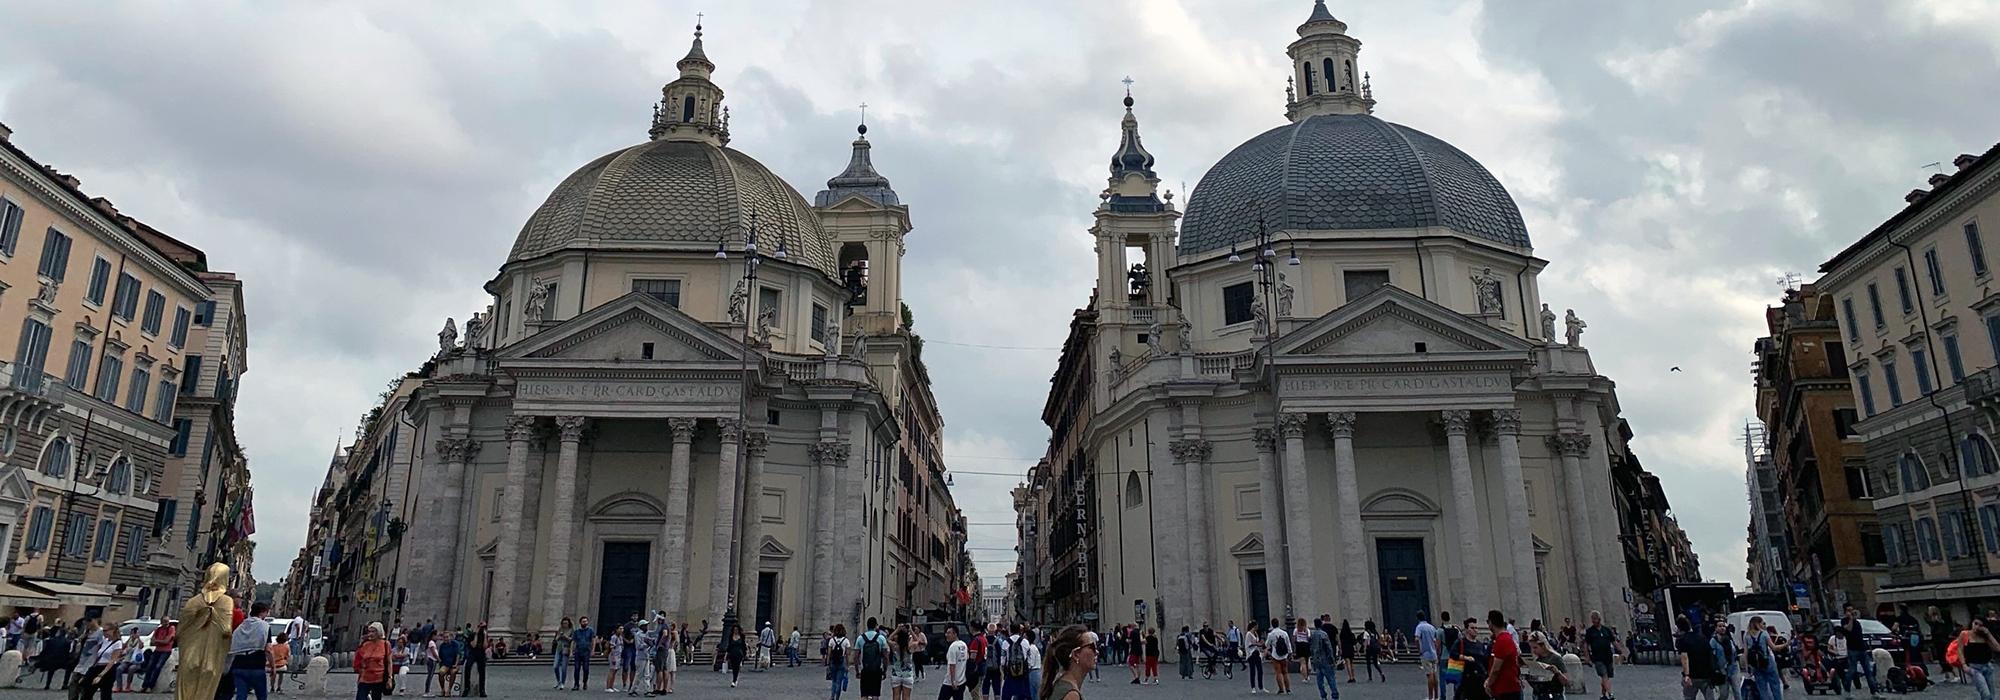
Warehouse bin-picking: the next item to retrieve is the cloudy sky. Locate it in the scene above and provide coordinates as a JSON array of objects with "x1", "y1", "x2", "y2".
[{"x1": 1, "y1": 0, "x2": 1996, "y2": 588}]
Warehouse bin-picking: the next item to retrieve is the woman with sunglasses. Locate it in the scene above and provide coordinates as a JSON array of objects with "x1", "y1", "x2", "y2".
[{"x1": 1037, "y1": 626, "x2": 1097, "y2": 700}]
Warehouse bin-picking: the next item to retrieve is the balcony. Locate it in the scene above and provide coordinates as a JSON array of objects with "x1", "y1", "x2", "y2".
[
  {"x1": 0, "y1": 361, "x2": 67, "y2": 433},
  {"x1": 1967, "y1": 366, "x2": 2000, "y2": 407}
]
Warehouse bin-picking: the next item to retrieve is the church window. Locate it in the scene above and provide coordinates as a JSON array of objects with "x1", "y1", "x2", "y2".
[
  {"x1": 1343, "y1": 269, "x2": 1390, "y2": 302},
  {"x1": 1866, "y1": 283, "x2": 1885, "y2": 329},
  {"x1": 1322, "y1": 58, "x2": 1338, "y2": 92},
  {"x1": 1841, "y1": 297, "x2": 1860, "y2": 341},
  {"x1": 632, "y1": 278, "x2": 680, "y2": 307},
  {"x1": 758, "y1": 287, "x2": 783, "y2": 329},
  {"x1": 1124, "y1": 471, "x2": 1143, "y2": 509},
  {"x1": 1301, "y1": 63, "x2": 1316, "y2": 97},
  {"x1": 682, "y1": 95, "x2": 696, "y2": 123},
  {"x1": 1222, "y1": 283, "x2": 1255, "y2": 326},
  {"x1": 1925, "y1": 248, "x2": 1947, "y2": 296},
  {"x1": 641, "y1": 342, "x2": 654, "y2": 360},
  {"x1": 1969, "y1": 221, "x2": 1989, "y2": 277},
  {"x1": 811, "y1": 304, "x2": 829, "y2": 343}
]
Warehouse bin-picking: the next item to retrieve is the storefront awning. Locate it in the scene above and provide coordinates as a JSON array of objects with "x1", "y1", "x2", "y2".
[
  {"x1": 0, "y1": 582, "x2": 59, "y2": 609},
  {"x1": 20, "y1": 580, "x2": 118, "y2": 607},
  {"x1": 1875, "y1": 578, "x2": 2000, "y2": 604}
]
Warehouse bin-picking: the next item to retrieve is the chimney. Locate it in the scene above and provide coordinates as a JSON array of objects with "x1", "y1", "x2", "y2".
[
  {"x1": 1958, "y1": 153, "x2": 1981, "y2": 171},
  {"x1": 90, "y1": 197, "x2": 119, "y2": 217},
  {"x1": 1906, "y1": 189, "x2": 1929, "y2": 204},
  {"x1": 1929, "y1": 173, "x2": 1951, "y2": 188},
  {"x1": 0, "y1": 121, "x2": 11, "y2": 142},
  {"x1": 40, "y1": 165, "x2": 79, "y2": 189}
]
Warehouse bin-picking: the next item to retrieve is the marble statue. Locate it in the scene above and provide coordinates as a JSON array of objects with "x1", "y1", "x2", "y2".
[
  {"x1": 1108, "y1": 347, "x2": 1123, "y2": 377},
  {"x1": 1277, "y1": 273, "x2": 1295, "y2": 317},
  {"x1": 1146, "y1": 318, "x2": 1163, "y2": 354},
  {"x1": 756, "y1": 307, "x2": 776, "y2": 345},
  {"x1": 463, "y1": 313, "x2": 485, "y2": 351},
  {"x1": 1539, "y1": 303, "x2": 1557, "y2": 341},
  {"x1": 1564, "y1": 309, "x2": 1587, "y2": 347},
  {"x1": 1474, "y1": 268, "x2": 1503, "y2": 314},
  {"x1": 437, "y1": 318, "x2": 457, "y2": 353},
  {"x1": 1177, "y1": 311, "x2": 1193, "y2": 355},
  {"x1": 1251, "y1": 299, "x2": 1269, "y2": 337},
  {"x1": 524, "y1": 282, "x2": 552, "y2": 321},
  {"x1": 176, "y1": 563, "x2": 235, "y2": 700},
  {"x1": 727, "y1": 280, "x2": 747, "y2": 325},
  {"x1": 823, "y1": 319, "x2": 841, "y2": 358}
]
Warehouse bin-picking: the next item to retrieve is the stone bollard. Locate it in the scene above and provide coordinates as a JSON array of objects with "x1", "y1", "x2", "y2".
[
  {"x1": 0, "y1": 649, "x2": 21, "y2": 689},
  {"x1": 1561, "y1": 653, "x2": 1585, "y2": 694},
  {"x1": 306, "y1": 656, "x2": 331, "y2": 693}
]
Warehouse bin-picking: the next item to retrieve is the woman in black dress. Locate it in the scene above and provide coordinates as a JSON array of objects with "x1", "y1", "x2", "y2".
[{"x1": 725, "y1": 628, "x2": 747, "y2": 688}]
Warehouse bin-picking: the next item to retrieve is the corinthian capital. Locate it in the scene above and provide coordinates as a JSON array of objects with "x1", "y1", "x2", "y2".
[
  {"x1": 436, "y1": 437, "x2": 479, "y2": 463},
  {"x1": 716, "y1": 417, "x2": 743, "y2": 443},
  {"x1": 811, "y1": 441, "x2": 851, "y2": 468},
  {"x1": 1278, "y1": 413, "x2": 1310, "y2": 440},
  {"x1": 555, "y1": 415, "x2": 588, "y2": 441},
  {"x1": 1440, "y1": 409, "x2": 1472, "y2": 436},
  {"x1": 1251, "y1": 428, "x2": 1278, "y2": 454},
  {"x1": 744, "y1": 430, "x2": 770, "y2": 457},
  {"x1": 1324, "y1": 411, "x2": 1357, "y2": 440},
  {"x1": 505, "y1": 415, "x2": 538, "y2": 442},
  {"x1": 1547, "y1": 432, "x2": 1592, "y2": 457},
  {"x1": 1169, "y1": 439, "x2": 1212, "y2": 463},
  {"x1": 667, "y1": 417, "x2": 697, "y2": 443},
  {"x1": 1490, "y1": 409, "x2": 1522, "y2": 436}
]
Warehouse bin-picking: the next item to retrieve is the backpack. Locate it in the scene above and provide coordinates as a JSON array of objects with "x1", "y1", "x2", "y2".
[
  {"x1": 1273, "y1": 633, "x2": 1291, "y2": 658},
  {"x1": 1748, "y1": 635, "x2": 1771, "y2": 671},
  {"x1": 1003, "y1": 638, "x2": 1030, "y2": 678},
  {"x1": 862, "y1": 633, "x2": 885, "y2": 673}
]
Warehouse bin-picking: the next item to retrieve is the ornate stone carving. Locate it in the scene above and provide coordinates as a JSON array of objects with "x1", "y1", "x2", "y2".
[
  {"x1": 1176, "y1": 310, "x2": 1193, "y2": 355},
  {"x1": 744, "y1": 430, "x2": 770, "y2": 456},
  {"x1": 1490, "y1": 409, "x2": 1523, "y2": 436},
  {"x1": 810, "y1": 441, "x2": 851, "y2": 468},
  {"x1": 1145, "y1": 317, "x2": 1163, "y2": 354},
  {"x1": 1547, "y1": 432, "x2": 1592, "y2": 457},
  {"x1": 1539, "y1": 303, "x2": 1557, "y2": 341},
  {"x1": 436, "y1": 437, "x2": 480, "y2": 463},
  {"x1": 1324, "y1": 411, "x2": 1358, "y2": 439},
  {"x1": 463, "y1": 313, "x2": 486, "y2": 351},
  {"x1": 1564, "y1": 309, "x2": 1587, "y2": 347},
  {"x1": 438, "y1": 317, "x2": 458, "y2": 352},
  {"x1": 1107, "y1": 347, "x2": 1123, "y2": 378},
  {"x1": 667, "y1": 417, "x2": 697, "y2": 442},
  {"x1": 555, "y1": 415, "x2": 588, "y2": 441},
  {"x1": 524, "y1": 281, "x2": 553, "y2": 321},
  {"x1": 716, "y1": 417, "x2": 742, "y2": 442},
  {"x1": 1440, "y1": 409, "x2": 1472, "y2": 436},
  {"x1": 823, "y1": 318, "x2": 841, "y2": 358},
  {"x1": 1277, "y1": 412, "x2": 1310, "y2": 440},
  {"x1": 1473, "y1": 267, "x2": 1503, "y2": 314},
  {"x1": 1251, "y1": 428, "x2": 1278, "y2": 454},
  {"x1": 1277, "y1": 273, "x2": 1295, "y2": 317},
  {"x1": 727, "y1": 280, "x2": 747, "y2": 325},
  {"x1": 504, "y1": 415, "x2": 537, "y2": 441},
  {"x1": 1251, "y1": 298, "x2": 1269, "y2": 336},
  {"x1": 756, "y1": 307, "x2": 776, "y2": 344},
  {"x1": 1169, "y1": 438, "x2": 1212, "y2": 463}
]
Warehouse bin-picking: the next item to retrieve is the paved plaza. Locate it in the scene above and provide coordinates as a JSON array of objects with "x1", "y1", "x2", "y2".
[{"x1": 0, "y1": 663, "x2": 1979, "y2": 700}]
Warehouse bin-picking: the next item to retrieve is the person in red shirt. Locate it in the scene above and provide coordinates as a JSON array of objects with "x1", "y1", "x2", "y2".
[{"x1": 1485, "y1": 610, "x2": 1523, "y2": 700}]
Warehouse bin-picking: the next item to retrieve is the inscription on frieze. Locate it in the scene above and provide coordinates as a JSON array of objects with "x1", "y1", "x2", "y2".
[
  {"x1": 1281, "y1": 374, "x2": 1511, "y2": 396},
  {"x1": 518, "y1": 381, "x2": 740, "y2": 403}
]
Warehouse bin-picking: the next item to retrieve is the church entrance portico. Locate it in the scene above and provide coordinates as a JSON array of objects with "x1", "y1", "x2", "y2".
[{"x1": 597, "y1": 541, "x2": 652, "y2": 626}]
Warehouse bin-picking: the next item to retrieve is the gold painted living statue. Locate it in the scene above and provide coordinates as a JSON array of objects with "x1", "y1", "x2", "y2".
[{"x1": 177, "y1": 563, "x2": 236, "y2": 700}]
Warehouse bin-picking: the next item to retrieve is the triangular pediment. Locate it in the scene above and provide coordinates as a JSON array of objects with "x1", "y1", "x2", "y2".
[
  {"x1": 495, "y1": 292, "x2": 747, "y2": 363},
  {"x1": 757, "y1": 535, "x2": 794, "y2": 559},
  {"x1": 1274, "y1": 284, "x2": 1535, "y2": 357},
  {"x1": 1229, "y1": 532, "x2": 1264, "y2": 556},
  {"x1": 0, "y1": 467, "x2": 31, "y2": 507}
]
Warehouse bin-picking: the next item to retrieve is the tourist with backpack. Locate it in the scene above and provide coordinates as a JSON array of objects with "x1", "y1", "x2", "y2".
[
  {"x1": 1266, "y1": 618, "x2": 1293, "y2": 695},
  {"x1": 858, "y1": 618, "x2": 889, "y2": 700},
  {"x1": 966, "y1": 626, "x2": 987, "y2": 699},
  {"x1": 982, "y1": 626, "x2": 1006, "y2": 700},
  {"x1": 1743, "y1": 617, "x2": 1782, "y2": 700},
  {"x1": 826, "y1": 624, "x2": 852, "y2": 700},
  {"x1": 998, "y1": 624, "x2": 1033, "y2": 700},
  {"x1": 1175, "y1": 626, "x2": 1197, "y2": 680}
]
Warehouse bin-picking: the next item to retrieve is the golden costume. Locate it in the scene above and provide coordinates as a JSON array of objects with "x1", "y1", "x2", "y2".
[{"x1": 176, "y1": 563, "x2": 235, "y2": 700}]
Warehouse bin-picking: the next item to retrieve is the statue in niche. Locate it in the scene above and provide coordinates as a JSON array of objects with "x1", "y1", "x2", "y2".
[
  {"x1": 1473, "y1": 267, "x2": 1503, "y2": 314},
  {"x1": 1176, "y1": 310, "x2": 1193, "y2": 355},
  {"x1": 524, "y1": 282, "x2": 552, "y2": 321},
  {"x1": 1251, "y1": 299, "x2": 1269, "y2": 337},
  {"x1": 727, "y1": 280, "x2": 748, "y2": 325},
  {"x1": 1539, "y1": 303, "x2": 1557, "y2": 341},
  {"x1": 1108, "y1": 347, "x2": 1123, "y2": 377},
  {"x1": 1565, "y1": 308, "x2": 1587, "y2": 347},
  {"x1": 437, "y1": 318, "x2": 457, "y2": 353},
  {"x1": 1277, "y1": 272, "x2": 1295, "y2": 317}
]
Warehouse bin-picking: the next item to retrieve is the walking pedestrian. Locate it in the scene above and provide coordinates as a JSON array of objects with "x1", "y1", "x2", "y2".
[
  {"x1": 791, "y1": 627, "x2": 804, "y2": 668},
  {"x1": 1340, "y1": 622, "x2": 1357, "y2": 684},
  {"x1": 828, "y1": 624, "x2": 853, "y2": 700},
  {"x1": 1036, "y1": 626, "x2": 1096, "y2": 700},
  {"x1": 355, "y1": 623, "x2": 393, "y2": 700},
  {"x1": 982, "y1": 625, "x2": 1006, "y2": 700},
  {"x1": 418, "y1": 633, "x2": 439, "y2": 698},
  {"x1": 1582, "y1": 611, "x2": 1622, "y2": 700},
  {"x1": 726, "y1": 627, "x2": 747, "y2": 688},
  {"x1": 1266, "y1": 618, "x2": 1293, "y2": 695},
  {"x1": 1175, "y1": 626, "x2": 1196, "y2": 681},
  {"x1": 1743, "y1": 616, "x2": 1782, "y2": 700},
  {"x1": 913, "y1": 627, "x2": 928, "y2": 681},
  {"x1": 859, "y1": 620, "x2": 890, "y2": 699},
  {"x1": 465, "y1": 624, "x2": 488, "y2": 698},
  {"x1": 942, "y1": 626, "x2": 969, "y2": 700},
  {"x1": 1966, "y1": 620, "x2": 1996, "y2": 700},
  {"x1": 1485, "y1": 611, "x2": 1522, "y2": 700},
  {"x1": 759, "y1": 622, "x2": 777, "y2": 672},
  {"x1": 999, "y1": 624, "x2": 1034, "y2": 700},
  {"x1": 1023, "y1": 630, "x2": 1044, "y2": 698},
  {"x1": 553, "y1": 618, "x2": 575, "y2": 690},
  {"x1": 77, "y1": 623, "x2": 128, "y2": 700},
  {"x1": 264, "y1": 634, "x2": 290, "y2": 696},
  {"x1": 1123, "y1": 626, "x2": 1140, "y2": 685},
  {"x1": 889, "y1": 625, "x2": 916, "y2": 700},
  {"x1": 1675, "y1": 615, "x2": 1714, "y2": 700},
  {"x1": 1417, "y1": 612, "x2": 1442, "y2": 700},
  {"x1": 1310, "y1": 619, "x2": 1340, "y2": 700},
  {"x1": 1142, "y1": 628, "x2": 1161, "y2": 686},
  {"x1": 232, "y1": 602, "x2": 275, "y2": 700},
  {"x1": 1245, "y1": 623, "x2": 1267, "y2": 694},
  {"x1": 1363, "y1": 621, "x2": 1387, "y2": 682}
]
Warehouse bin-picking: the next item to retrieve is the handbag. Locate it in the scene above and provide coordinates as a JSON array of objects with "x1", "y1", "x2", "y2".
[{"x1": 1443, "y1": 656, "x2": 1466, "y2": 683}]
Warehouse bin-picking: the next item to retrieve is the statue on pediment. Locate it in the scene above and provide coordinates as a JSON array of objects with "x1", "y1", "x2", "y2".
[
  {"x1": 438, "y1": 318, "x2": 457, "y2": 353},
  {"x1": 1539, "y1": 303, "x2": 1557, "y2": 341},
  {"x1": 1565, "y1": 308, "x2": 1587, "y2": 347}
]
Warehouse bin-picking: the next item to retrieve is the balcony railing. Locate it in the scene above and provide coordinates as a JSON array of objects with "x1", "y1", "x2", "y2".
[{"x1": 1966, "y1": 366, "x2": 2000, "y2": 406}]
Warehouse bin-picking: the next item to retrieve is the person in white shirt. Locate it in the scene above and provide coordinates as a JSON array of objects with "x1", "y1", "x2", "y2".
[
  {"x1": 81, "y1": 629, "x2": 129, "y2": 700},
  {"x1": 1265, "y1": 622, "x2": 1294, "y2": 695},
  {"x1": 942, "y1": 627, "x2": 969, "y2": 700},
  {"x1": 1023, "y1": 631, "x2": 1044, "y2": 696}
]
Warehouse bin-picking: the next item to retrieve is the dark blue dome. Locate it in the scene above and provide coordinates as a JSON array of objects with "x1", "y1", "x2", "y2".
[{"x1": 1178, "y1": 114, "x2": 1530, "y2": 254}]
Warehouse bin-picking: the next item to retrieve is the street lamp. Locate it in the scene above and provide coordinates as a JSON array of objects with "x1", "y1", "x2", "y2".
[
  {"x1": 712, "y1": 211, "x2": 785, "y2": 650},
  {"x1": 1240, "y1": 213, "x2": 1299, "y2": 625}
]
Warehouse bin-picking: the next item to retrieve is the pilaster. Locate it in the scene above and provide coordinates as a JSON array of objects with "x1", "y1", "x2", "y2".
[
  {"x1": 489, "y1": 415, "x2": 537, "y2": 636},
  {"x1": 1441, "y1": 409, "x2": 1489, "y2": 617},
  {"x1": 1170, "y1": 437, "x2": 1214, "y2": 623},
  {"x1": 1252, "y1": 428, "x2": 1290, "y2": 618},
  {"x1": 541, "y1": 416, "x2": 586, "y2": 632},
  {"x1": 1326, "y1": 411, "x2": 1370, "y2": 622},
  {"x1": 660, "y1": 417, "x2": 697, "y2": 617},
  {"x1": 1491, "y1": 410, "x2": 1539, "y2": 622},
  {"x1": 1550, "y1": 431, "x2": 1600, "y2": 621},
  {"x1": 708, "y1": 418, "x2": 744, "y2": 624},
  {"x1": 1278, "y1": 412, "x2": 1317, "y2": 619},
  {"x1": 735, "y1": 431, "x2": 770, "y2": 616}
]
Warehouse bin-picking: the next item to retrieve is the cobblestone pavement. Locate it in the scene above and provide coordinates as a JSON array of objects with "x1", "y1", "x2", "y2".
[{"x1": 0, "y1": 662, "x2": 1978, "y2": 700}]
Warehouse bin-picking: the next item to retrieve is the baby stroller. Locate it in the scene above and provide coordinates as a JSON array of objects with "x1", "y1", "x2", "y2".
[{"x1": 1795, "y1": 637, "x2": 1841, "y2": 695}]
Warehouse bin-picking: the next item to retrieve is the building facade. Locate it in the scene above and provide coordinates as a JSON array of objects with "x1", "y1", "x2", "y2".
[
  {"x1": 1606, "y1": 426, "x2": 1701, "y2": 607},
  {"x1": 1753, "y1": 284, "x2": 1879, "y2": 614},
  {"x1": 1817, "y1": 142, "x2": 2000, "y2": 619},
  {"x1": 1035, "y1": 2, "x2": 1680, "y2": 638},
  {"x1": 1745, "y1": 423, "x2": 1789, "y2": 594},
  {"x1": 284, "y1": 26, "x2": 971, "y2": 647},
  {"x1": 1015, "y1": 306, "x2": 1098, "y2": 625}
]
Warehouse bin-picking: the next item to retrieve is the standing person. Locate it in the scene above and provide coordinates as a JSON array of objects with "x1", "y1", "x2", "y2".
[
  {"x1": 790, "y1": 628, "x2": 804, "y2": 669},
  {"x1": 265, "y1": 634, "x2": 290, "y2": 696},
  {"x1": 78, "y1": 622, "x2": 129, "y2": 700},
  {"x1": 573, "y1": 617, "x2": 596, "y2": 692},
  {"x1": 231, "y1": 603, "x2": 275, "y2": 700},
  {"x1": 1295, "y1": 619, "x2": 1312, "y2": 683},
  {"x1": 1023, "y1": 630, "x2": 1043, "y2": 698},
  {"x1": 1000, "y1": 624, "x2": 1033, "y2": 700},
  {"x1": 1965, "y1": 620, "x2": 1996, "y2": 700},
  {"x1": 888, "y1": 626, "x2": 917, "y2": 700},
  {"x1": 1838, "y1": 607, "x2": 1877, "y2": 695},
  {"x1": 37, "y1": 622, "x2": 72, "y2": 690},
  {"x1": 1417, "y1": 612, "x2": 1442, "y2": 700},
  {"x1": 966, "y1": 626, "x2": 988, "y2": 700},
  {"x1": 1674, "y1": 615, "x2": 1714, "y2": 700},
  {"x1": 859, "y1": 619, "x2": 890, "y2": 700},
  {"x1": 1363, "y1": 621, "x2": 1387, "y2": 682},
  {"x1": 1227, "y1": 621, "x2": 1244, "y2": 679},
  {"x1": 1825, "y1": 623, "x2": 1850, "y2": 695},
  {"x1": 913, "y1": 627, "x2": 928, "y2": 682},
  {"x1": 1123, "y1": 626, "x2": 1141, "y2": 685},
  {"x1": 355, "y1": 623, "x2": 393, "y2": 700},
  {"x1": 1484, "y1": 611, "x2": 1522, "y2": 700},
  {"x1": 983, "y1": 626, "x2": 1007, "y2": 700},
  {"x1": 941, "y1": 626, "x2": 969, "y2": 700},
  {"x1": 1931, "y1": 607, "x2": 1959, "y2": 683},
  {"x1": 827, "y1": 624, "x2": 853, "y2": 700},
  {"x1": 553, "y1": 618, "x2": 574, "y2": 691},
  {"x1": 435, "y1": 629, "x2": 461, "y2": 698},
  {"x1": 1036, "y1": 626, "x2": 1096, "y2": 700},
  {"x1": 1310, "y1": 619, "x2": 1340, "y2": 700},
  {"x1": 725, "y1": 627, "x2": 747, "y2": 689},
  {"x1": 1266, "y1": 618, "x2": 1293, "y2": 695},
  {"x1": 1708, "y1": 624, "x2": 1736, "y2": 700},
  {"x1": 1743, "y1": 617, "x2": 1782, "y2": 700},
  {"x1": 657, "y1": 620, "x2": 679, "y2": 695},
  {"x1": 1142, "y1": 628, "x2": 1161, "y2": 686},
  {"x1": 464, "y1": 625, "x2": 488, "y2": 698},
  {"x1": 1340, "y1": 622, "x2": 1357, "y2": 683},
  {"x1": 1525, "y1": 633, "x2": 1570, "y2": 700},
  {"x1": 605, "y1": 628, "x2": 625, "y2": 693},
  {"x1": 633, "y1": 624, "x2": 655, "y2": 695},
  {"x1": 1581, "y1": 611, "x2": 1622, "y2": 700},
  {"x1": 621, "y1": 628, "x2": 641, "y2": 693},
  {"x1": 143, "y1": 619, "x2": 177, "y2": 693},
  {"x1": 418, "y1": 633, "x2": 439, "y2": 698},
  {"x1": 1174, "y1": 626, "x2": 1196, "y2": 681},
  {"x1": 1246, "y1": 623, "x2": 1267, "y2": 694},
  {"x1": 759, "y1": 622, "x2": 777, "y2": 672}
]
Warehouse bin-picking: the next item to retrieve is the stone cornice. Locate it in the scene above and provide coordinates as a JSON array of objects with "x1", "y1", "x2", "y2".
[{"x1": 0, "y1": 147, "x2": 209, "y2": 298}]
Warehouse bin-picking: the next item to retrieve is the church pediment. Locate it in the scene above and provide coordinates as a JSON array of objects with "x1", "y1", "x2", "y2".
[
  {"x1": 590, "y1": 492, "x2": 667, "y2": 522},
  {"x1": 0, "y1": 467, "x2": 32, "y2": 508},
  {"x1": 1274, "y1": 284, "x2": 1533, "y2": 358},
  {"x1": 757, "y1": 535, "x2": 794, "y2": 559},
  {"x1": 1228, "y1": 532, "x2": 1264, "y2": 556},
  {"x1": 495, "y1": 291, "x2": 747, "y2": 364}
]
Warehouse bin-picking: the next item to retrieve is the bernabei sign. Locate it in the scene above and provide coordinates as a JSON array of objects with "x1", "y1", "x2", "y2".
[{"x1": 517, "y1": 380, "x2": 740, "y2": 403}]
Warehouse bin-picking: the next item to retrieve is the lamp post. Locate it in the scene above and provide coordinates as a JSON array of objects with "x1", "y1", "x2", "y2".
[
  {"x1": 714, "y1": 212, "x2": 785, "y2": 652},
  {"x1": 1230, "y1": 214, "x2": 1298, "y2": 623}
]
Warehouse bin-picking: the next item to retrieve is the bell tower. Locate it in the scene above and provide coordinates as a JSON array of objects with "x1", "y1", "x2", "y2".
[
  {"x1": 1090, "y1": 85, "x2": 1180, "y2": 395},
  {"x1": 1284, "y1": 0, "x2": 1375, "y2": 120},
  {"x1": 814, "y1": 114, "x2": 910, "y2": 336}
]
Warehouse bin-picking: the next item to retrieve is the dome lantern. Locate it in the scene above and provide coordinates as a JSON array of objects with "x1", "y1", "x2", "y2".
[
  {"x1": 1285, "y1": 1, "x2": 1375, "y2": 121},
  {"x1": 650, "y1": 21, "x2": 730, "y2": 145}
]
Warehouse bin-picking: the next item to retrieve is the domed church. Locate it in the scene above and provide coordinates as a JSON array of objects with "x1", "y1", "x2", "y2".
[
  {"x1": 1069, "y1": 1, "x2": 1641, "y2": 634},
  {"x1": 395, "y1": 24, "x2": 958, "y2": 640}
]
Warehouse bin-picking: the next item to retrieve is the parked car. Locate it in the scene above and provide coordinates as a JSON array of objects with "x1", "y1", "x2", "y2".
[
  {"x1": 1812, "y1": 618, "x2": 1904, "y2": 660},
  {"x1": 117, "y1": 618, "x2": 163, "y2": 649},
  {"x1": 267, "y1": 623, "x2": 325, "y2": 657}
]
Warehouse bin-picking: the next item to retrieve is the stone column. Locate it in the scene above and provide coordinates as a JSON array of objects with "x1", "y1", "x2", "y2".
[
  {"x1": 1327, "y1": 411, "x2": 1371, "y2": 622},
  {"x1": 1252, "y1": 428, "x2": 1290, "y2": 618},
  {"x1": 659, "y1": 418, "x2": 697, "y2": 617},
  {"x1": 540, "y1": 416, "x2": 586, "y2": 632},
  {"x1": 432, "y1": 436, "x2": 478, "y2": 619},
  {"x1": 708, "y1": 418, "x2": 744, "y2": 624},
  {"x1": 1172, "y1": 438, "x2": 1214, "y2": 623},
  {"x1": 1277, "y1": 413, "x2": 1316, "y2": 619},
  {"x1": 735, "y1": 431, "x2": 770, "y2": 618},
  {"x1": 810, "y1": 441, "x2": 849, "y2": 631},
  {"x1": 1441, "y1": 410, "x2": 1490, "y2": 617},
  {"x1": 488, "y1": 415, "x2": 537, "y2": 636},
  {"x1": 1492, "y1": 410, "x2": 1540, "y2": 622},
  {"x1": 1551, "y1": 432, "x2": 1600, "y2": 619},
  {"x1": 1150, "y1": 432, "x2": 1189, "y2": 633}
]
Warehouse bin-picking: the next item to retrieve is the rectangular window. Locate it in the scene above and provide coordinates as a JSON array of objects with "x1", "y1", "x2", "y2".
[
  {"x1": 91, "y1": 518, "x2": 114, "y2": 562},
  {"x1": 1842, "y1": 298, "x2": 1861, "y2": 341},
  {"x1": 170, "y1": 307, "x2": 191, "y2": 348},
  {"x1": 62, "y1": 339, "x2": 91, "y2": 390},
  {"x1": 1883, "y1": 354, "x2": 1905, "y2": 406},
  {"x1": 1926, "y1": 248, "x2": 1948, "y2": 296},
  {"x1": 757, "y1": 287, "x2": 782, "y2": 328},
  {"x1": 86, "y1": 258, "x2": 111, "y2": 305},
  {"x1": 1984, "y1": 505, "x2": 2000, "y2": 556},
  {"x1": 631, "y1": 279, "x2": 680, "y2": 307},
  {"x1": 11, "y1": 319, "x2": 52, "y2": 389},
  {"x1": 1833, "y1": 409, "x2": 1860, "y2": 438},
  {"x1": 539, "y1": 282, "x2": 560, "y2": 320},
  {"x1": 141, "y1": 291, "x2": 165, "y2": 334},
  {"x1": 169, "y1": 418, "x2": 193, "y2": 456},
  {"x1": 1946, "y1": 334, "x2": 1967, "y2": 383},
  {"x1": 1862, "y1": 527, "x2": 1888, "y2": 566},
  {"x1": 25, "y1": 507, "x2": 52, "y2": 553},
  {"x1": 1867, "y1": 283, "x2": 1886, "y2": 329},
  {"x1": 62, "y1": 513, "x2": 88, "y2": 557},
  {"x1": 193, "y1": 300, "x2": 215, "y2": 326},
  {"x1": 1970, "y1": 221, "x2": 1990, "y2": 277},
  {"x1": 181, "y1": 355, "x2": 202, "y2": 395},
  {"x1": 1884, "y1": 525, "x2": 1904, "y2": 566},
  {"x1": 1845, "y1": 464, "x2": 1872, "y2": 499},
  {"x1": 125, "y1": 367, "x2": 150, "y2": 414},
  {"x1": 1343, "y1": 269, "x2": 1391, "y2": 301},
  {"x1": 1222, "y1": 282, "x2": 1255, "y2": 325},
  {"x1": 810, "y1": 304, "x2": 829, "y2": 343},
  {"x1": 123, "y1": 525, "x2": 146, "y2": 565},
  {"x1": 37, "y1": 228, "x2": 71, "y2": 281},
  {"x1": 0, "y1": 198, "x2": 22, "y2": 255},
  {"x1": 94, "y1": 354, "x2": 123, "y2": 403},
  {"x1": 1987, "y1": 314, "x2": 2000, "y2": 363},
  {"x1": 1911, "y1": 346, "x2": 1933, "y2": 395},
  {"x1": 154, "y1": 379, "x2": 175, "y2": 422},
  {"x1": 1894, "y1": 267, "x2": 1914, "y2": 313},
  {"x1": 184, "y1": 502, "x2": 201, "y2": 551},
  {"x1": 1857, "y1": 369, "x2": 1878, "y2": 416},
  {"x1": 153, "y1": 498, "x2": 177, "y2": 536},
  {"x1": 111, "y1": 273, "x2": 140, "y2": 320}
]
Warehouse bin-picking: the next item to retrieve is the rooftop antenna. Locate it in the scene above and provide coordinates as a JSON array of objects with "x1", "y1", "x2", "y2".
[
  {"x1": 1777, "y1": 272, "x2": 1802, "y2": 291},
  {"x1": 1922, "y1": 161, "x2": 1944, "y2": 175}
]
